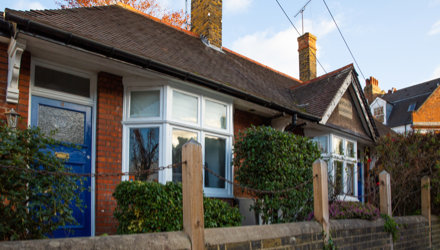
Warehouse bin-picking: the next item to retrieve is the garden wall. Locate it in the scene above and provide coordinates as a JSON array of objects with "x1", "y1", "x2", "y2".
[{"x1": 1, "y1": 215, "x2": 437, "y2": 250}]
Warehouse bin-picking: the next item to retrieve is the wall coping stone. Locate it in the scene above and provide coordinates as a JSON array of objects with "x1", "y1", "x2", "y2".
[
  {"x1": 205, "y1": 221, "x2": 322, "y2": 246},
  {"x1": 0, "y1": 231, "x2": 191, "y2": 250}
]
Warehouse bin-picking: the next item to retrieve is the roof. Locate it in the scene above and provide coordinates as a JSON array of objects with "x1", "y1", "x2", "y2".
[
  {"x1": 4, "y1": 5, "x2": 307, "y2": 117},
  {"x1": 3, "y1": 5, "x2": 378, "y2": 138},
  {"x1": 373, "y1": 118, "x2": 396, "y2": 137},
  {"x1": 380, "y1": 77, "x2": 440, "y2": 127},
  {"x1": 290, "y1": 64, "x2": 353, "y2": 118}
]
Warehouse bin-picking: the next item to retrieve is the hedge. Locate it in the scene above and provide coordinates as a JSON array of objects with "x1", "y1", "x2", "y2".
[{"x1": 113, "y1": 181, "x2": 241, "y2": 234}]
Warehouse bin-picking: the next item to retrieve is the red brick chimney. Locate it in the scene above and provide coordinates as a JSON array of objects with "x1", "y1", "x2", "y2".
[
  {"x1": 363, "y1": 76, "x2": 385, "y2": 104},
  {"x1": 297, "y1": 32, "x2": 317, "y2": 82},
  {"x1": 191, "y1": 0, "x2": 222, "y2": 48}
]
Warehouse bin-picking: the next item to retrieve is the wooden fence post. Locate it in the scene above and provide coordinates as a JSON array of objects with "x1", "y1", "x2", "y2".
[
  {"x1": 379, "y1": 170, "x2": 392, "y2": 216},
  {"x1": 182, "y1": 139, "x2": 205, "y2": 250},
  {"x1": 313, "y1": 159, "x2": 329, "y2": 242},
  {"x1": 421, "y1": 176, "x2": 431, "y2": 248}
]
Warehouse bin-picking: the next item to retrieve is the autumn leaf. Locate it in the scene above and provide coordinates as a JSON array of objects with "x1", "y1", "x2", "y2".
[{"x1": 56, "y1": 0, "x2": 190, "y2": 29}]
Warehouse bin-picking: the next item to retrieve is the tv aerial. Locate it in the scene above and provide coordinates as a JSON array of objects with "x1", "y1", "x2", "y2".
[{"x1": 294, "y1": 0, "x2": 312, "y2": 35}]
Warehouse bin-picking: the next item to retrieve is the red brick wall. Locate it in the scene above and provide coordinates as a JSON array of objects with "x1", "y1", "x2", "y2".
[
  {"x1": 0, "y1": 42, "x2": 30, "y2": 129},
  {"x1": 412, "y1": 86, "x2": 440, "y2": 131},
  {"x1": 95, "y1": 72, "x2": 123, "y2": 235},
  {"x1": 233, "y1": 109, "x2": 266, "y2": 198}
]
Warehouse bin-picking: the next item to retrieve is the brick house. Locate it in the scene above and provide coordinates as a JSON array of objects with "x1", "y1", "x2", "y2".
[
  {"x1": 366, "y1": 77, "x2": 440, "y2": 133},
  {"x1": 1, "y1": 0, "x2": 380, "y2": 237}
]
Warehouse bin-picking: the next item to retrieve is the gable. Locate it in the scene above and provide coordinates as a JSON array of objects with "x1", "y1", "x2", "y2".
[
  {"x1": 326, "y1": 87, "x2": 371, "y2": 139},
  {"x1": 412, "y1": 85, "x2": 440, "y2": 127}
]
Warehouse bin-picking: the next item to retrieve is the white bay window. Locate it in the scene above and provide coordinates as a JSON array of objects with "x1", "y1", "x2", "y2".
[
  {"x1": 123, "y1": 85, "x2": 233, "y2": 197},
  {"x1": 313, "y1": 134, "x2": 357, "y2": 200}
]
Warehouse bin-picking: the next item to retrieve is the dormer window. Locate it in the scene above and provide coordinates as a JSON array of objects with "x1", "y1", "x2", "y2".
[
  {"x1": 373, "y1": 107, "x2": 384, "y2": 123},
  {"x1": 408, "y1": 103, "x2": 416, "y2": 112}
]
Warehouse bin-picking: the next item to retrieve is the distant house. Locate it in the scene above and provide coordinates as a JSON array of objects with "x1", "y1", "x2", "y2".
[
  {"x1": 1, "y1": 0, "x2": 379, "y2": 236},
  {"x1": 365, "y1": 77, "x2": 440, "y2": 133}
]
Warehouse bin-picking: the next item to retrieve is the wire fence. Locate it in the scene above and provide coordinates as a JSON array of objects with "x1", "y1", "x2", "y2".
[{"x1": 0, "y1": 163, "x2": 316, "y2": 195}]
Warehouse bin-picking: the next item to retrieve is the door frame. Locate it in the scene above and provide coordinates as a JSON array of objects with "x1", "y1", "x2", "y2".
[{"x1": 29, "y1": 57, "x2": 97, "y2": 236}]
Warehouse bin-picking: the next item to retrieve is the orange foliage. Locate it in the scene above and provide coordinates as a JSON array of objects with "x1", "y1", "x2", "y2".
[{"x1": 57, "y1": 0, "x2": 189, "y2": 29}]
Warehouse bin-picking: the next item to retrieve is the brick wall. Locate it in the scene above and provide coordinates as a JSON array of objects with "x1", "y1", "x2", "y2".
[
  {"x1": 412, "y1": 86, "x2": 440, "y2": 130},
  {"x1": 95, "y1": 72, "x2": 124, "y2": 235},
  {"x1": 4, "y1": 216, "x2": 437, "y2": 249},
  {"x1": 433, "y1": 216, "x2": 440, "y2": 248},
  {"x1": 0, "y1": 42, "x2": 30, "y2": 129}
]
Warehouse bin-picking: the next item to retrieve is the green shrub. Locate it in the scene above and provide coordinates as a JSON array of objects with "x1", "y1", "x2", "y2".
[
  {"x1": 373, "y1": 132, "x2": 440, "y2": 215},
  {"x1": 113, "y1": 181, "x2": 241, "y2": 234},
  {"x1": 233, "y1": 126, "x2": 321, "y2": 224},
  {"x1": 0, "y1": 124, "x2": 83, "y2": 240}
]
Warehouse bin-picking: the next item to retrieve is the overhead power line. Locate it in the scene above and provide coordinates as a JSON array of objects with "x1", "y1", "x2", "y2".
[
  {"x1": 275, "y1": 0, "x2": 327, "y2": 74},
  {"x1": 322, "y1": 0, "x2": 366, "y2": 81}
]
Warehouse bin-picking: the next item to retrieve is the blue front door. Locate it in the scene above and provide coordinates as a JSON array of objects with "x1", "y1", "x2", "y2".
[{"x1": 31, "y1": 96, "x2": 92, "y2": 237}]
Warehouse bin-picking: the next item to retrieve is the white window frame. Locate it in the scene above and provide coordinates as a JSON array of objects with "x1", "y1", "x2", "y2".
[
  {"x1": 314, "y1": 134, "x2": 358, "y2": 201},
  {"x1": 30, "y1": 58, "x2": 96, "y2": 107},
  {"x1": 121, "y1": 124, "x2": 163, "y2": 182},
  {"x1": 30, "y1": 57, "x2": 98, "y2": 236},
  {"x1": 170, "y1": 88, "x2": 201, "y2": 127},
  {"x1": 124, "y1": 86, "x2": 164, "y2": 122},
  {"x1": 122, "y1": 84, "x2": 233, "y2": 198}
]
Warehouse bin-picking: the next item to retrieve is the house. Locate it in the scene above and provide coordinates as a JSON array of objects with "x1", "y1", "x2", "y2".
[
  {"x1": 365, "y1": 76, "x2": 440, "y2": 133},
  {"x1": 0, "y1": 0, "x2": 379, "y2": 236}
]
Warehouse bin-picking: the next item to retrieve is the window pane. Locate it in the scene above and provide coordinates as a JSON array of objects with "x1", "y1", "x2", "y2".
[
  {"x1": 172, "y1": 91, "x2": 198, "y2": 123},
  {"x1": 204, "y1": 136, "x2": 226, "y2": 188},
  {"x1": 333, "y1": 137, "x2": 344, "y2": 155},
  {"x1": 172, "y1": 129, "x2": 197, "y2": 182},
  {"x1": 204, "y1": 100, "x2": 227, "y2": 129},
  {"x1": 130, "y1": 91, "x2": 160, "y2": 118},
  {"x1": 129, "y1": 127, "x2": 160, "y2": 181},
  {"x1": 35, "y1": 66, "x2": 90, "y2": 97},
  {"x1": 334, "y1": 161, "x2": 343, "y2": 195},
  {"x1": 314, "y1": 136, "x2": 328, "y2": 154},
  {"x1": 346, "y1": 141, "x2": 355, "y2": 158},
  {"x1": 346, "y1": 163, "x2": 355, "y2": 196},
  {"x1": 38, "y1": 105, "x2": 84, "y2": 145}
]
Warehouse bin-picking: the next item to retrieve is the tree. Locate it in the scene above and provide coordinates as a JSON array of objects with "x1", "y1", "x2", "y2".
[{"x1": 57, "y1": 0, "x2": 189, "y2": 29}]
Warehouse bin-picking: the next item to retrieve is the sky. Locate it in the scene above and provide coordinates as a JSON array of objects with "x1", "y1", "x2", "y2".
[{"x1": 1, "y1": 0, "x2": 440, "y2": 92}]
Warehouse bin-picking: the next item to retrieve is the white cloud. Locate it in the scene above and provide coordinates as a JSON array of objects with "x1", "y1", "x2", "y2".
[
  {"x1": 224, "y1": 0, "x2": 252, "y2": 14},
  {"x1": 12, "y1": 0, "x2": 45, "y2": 10},
  {"x1": 230, "y1": 18, "x2": 336, "y2": 78},
  {"x1": 433, "y1": 65, "x2": 440, "y2": 78},
  {"x1": 428, "y1": 20, "x2": 440, "y2": 35}
]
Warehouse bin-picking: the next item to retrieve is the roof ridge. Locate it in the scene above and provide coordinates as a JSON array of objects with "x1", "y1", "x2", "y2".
[
  {"x1": 383, "y1": 77, "x2": 440, "y2": 97},
  {"x1": 221, "y1": 47, "x2": 302, "y2": 84},
  {"x1": 114, "y1": 3, "x2": 199, "y2": 39},
  {"x1": 290, "y1": 63, "x2": 353, "y2": 90}
]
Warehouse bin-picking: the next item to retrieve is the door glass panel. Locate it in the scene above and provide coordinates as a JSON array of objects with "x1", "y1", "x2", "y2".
[
  {"x1": 129, "y1": 127, "x2": 160, "y2": 181},
  {"x1": 38, "y1": 105, "x2": 85, "y2": 145},
  {"x1": 172, "y1": 90, "x2": 198, "y2": 123},
  {"x1": 204, "y1": 136, "x2": 226, "y2": 188},
  {"x1": 130, "y1": 90, "x2": 160, "y2": 118},
  {"x1": 35, "y1": 66, "x2": 90, "y2": 97},
  {"x1": 204, "y1": 100, "x2": 227, "y2": 129},
  {"x1": 172, "y1": 129, "x2": 198, "y2": 182}
]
